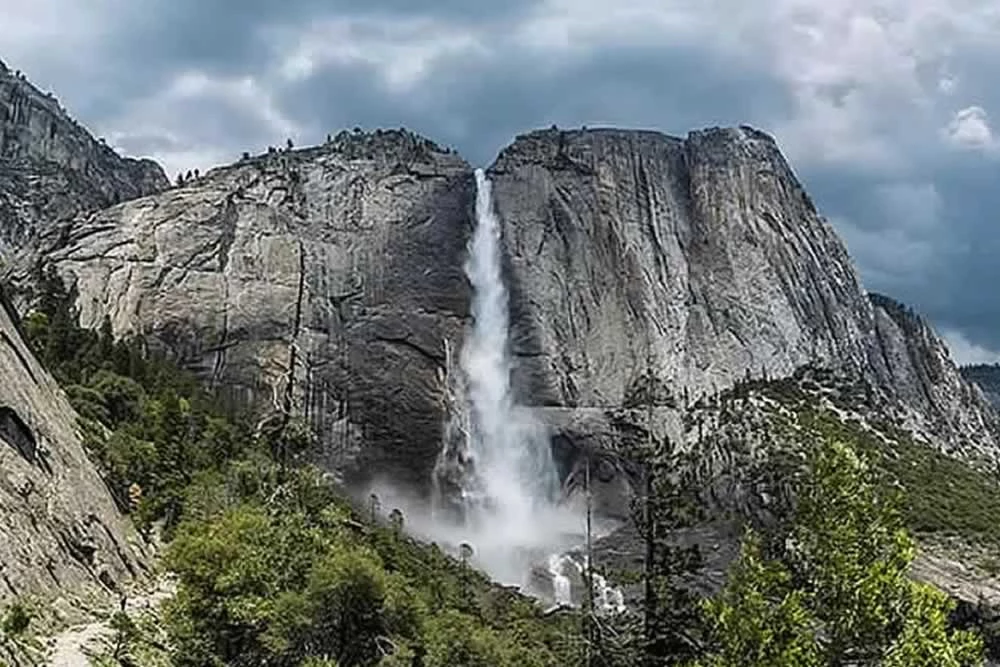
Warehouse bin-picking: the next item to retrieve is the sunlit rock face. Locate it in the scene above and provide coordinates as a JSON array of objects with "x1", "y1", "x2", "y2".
[
  {"x1": 25, "y1": 131, "x2": 474, "y2": 491},
  {"x1": 10, "y1": 122, "x2": 998, "y2": 498},
  {"x1": 488, "y1": 126, "x2": 1000, "y2": 468}
]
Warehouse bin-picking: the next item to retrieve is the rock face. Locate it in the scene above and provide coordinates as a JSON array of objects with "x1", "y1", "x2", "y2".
[
  {"x1": 0, "y1": 287, "x2": 146, "y2": 607},
  {"x1": 8, "y1": 119, "x2": 999, "y2": 492},
  {"x1": 0, "y1": 60, "x2": 167, "y2": 253},
  {"x1": 870, "y1": 293, "x2": 1000, "y2": 459},
  {"x1": 33, "y1": 132, "x2": 473, "y2": 489},
  {"x1": 489, "y1": 127, "x2": 1000, "y2": 465},
  {"x1": 960, "y1": 364, "x2": 1000, "y2": 409}
]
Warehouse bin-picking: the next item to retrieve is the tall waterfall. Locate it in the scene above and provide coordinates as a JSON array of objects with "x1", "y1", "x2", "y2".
[
  {"x1": 432, "y1": 168, "x2": 569, "y2": 586},
  {"x1": 424, "y1": 169, "x2": 625, "y2": 611}
]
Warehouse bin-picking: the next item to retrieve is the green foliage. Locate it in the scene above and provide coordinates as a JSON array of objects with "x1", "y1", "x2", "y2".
[
  {"x1": 109, "y1": 610, "x2": 140, "y2": 661},
  {"x1": 881, "y1": 583, "x2": 984, "y2": 667},
  {"x1": 694, "y1": 439, "x2": 985, "y2": 666},
  {"x1": 163, "y1": 460, "x2": 581, "y2": 667},
  {"x1": 21, "y1": 267, "x2": 256, "y2": 531},
  {"x1": 0, "y1": 602, "x2": 33, "y2": 637},
  {"x1": 624, "y1": 431, "x2": 705, "y2": 666},
  {"x1": 794, "y1": 408, "x2": 1000, "y2": 545},
  {"x1": 693, "y1": 533, "x2": 820, "y2": 667}
]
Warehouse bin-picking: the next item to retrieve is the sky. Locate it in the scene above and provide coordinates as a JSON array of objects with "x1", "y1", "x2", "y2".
[{"x1": 1, "y1": 0, "x2": 999, "y2": 363}]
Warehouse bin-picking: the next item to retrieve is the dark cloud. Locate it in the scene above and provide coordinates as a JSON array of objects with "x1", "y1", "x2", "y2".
[
  {"x1": 275, "y1": 41, "x2": 792, "y2": 167},
  {"x1": 3, "y1": 0, "x2": 1000, "y2": 358}
]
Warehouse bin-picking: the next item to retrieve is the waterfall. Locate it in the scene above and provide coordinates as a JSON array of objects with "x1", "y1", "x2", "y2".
[
  {"x1": 432, "y1": 168, "x2": 568, "y2": 586},
  {"x1": 428, "y1": 169, "x2": 625, "y2": 611},
  {"x1": 459, "y1": 169, "x2": 559, "y2": 512},
  {"x1": 548, "y1": 554, "x2": 573, "y2": 606}
]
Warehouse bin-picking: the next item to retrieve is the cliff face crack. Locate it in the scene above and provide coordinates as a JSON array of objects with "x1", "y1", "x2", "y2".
[
  {"x1": 210, "y1": 195, "x2": 238, "y2": 389},
  {"x1": 374, "y1": 333, "x2": 444, "y2": 365},
  {"x1": 111, "y1": 264, "x2": 134, "y2": 326},
  {"x1": 60, "y1": 238, "x2": 134, "y2": 262},
  {"x1": 212, "y1": 274, "x2": 231, "y2": 391},
  {"x1": 63, "y1": 224, "x2": 122, "y2": 246},
  {"x1": 632, "y1": 142, "x2": 668, "y2": 287},
  {"x1": 279, "y1": 240, "x2": 307, "y2": 432}
]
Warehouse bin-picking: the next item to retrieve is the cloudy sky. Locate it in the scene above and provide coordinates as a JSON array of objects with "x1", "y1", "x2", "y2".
[{"x1": 2, "y1": 0, "x2": 999, "y2": 362}]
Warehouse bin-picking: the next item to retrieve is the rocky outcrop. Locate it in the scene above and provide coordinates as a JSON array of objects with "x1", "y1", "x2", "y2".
[
  {"x1": 0, "y1": 60, "x2": 167, "y2": 253},
  {"x1": 960, "y1": 364, "x2": 1000, "y2": 409},
  {"x1": 0, "y1": 286, "x2": 146, "y2": 608},
  {"x1": 32, "y1": 131, "x2": 472, "y2": 489},
  {"x1": 489, "y1": 127, "x2": 999, "y2": 466},
  {"x1": 870, "y1": 293, "x2": 1000, "y2": 461},
  {"x1": 9, "y1": 120, "x2": 998, "y2": 492}
]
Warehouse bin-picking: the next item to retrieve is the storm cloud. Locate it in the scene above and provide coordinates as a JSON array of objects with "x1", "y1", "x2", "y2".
[{"x1": 2, "y1": 0, "x2": 999, "y2": 360}]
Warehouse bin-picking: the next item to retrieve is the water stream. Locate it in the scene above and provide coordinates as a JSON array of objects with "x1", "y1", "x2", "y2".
[{"x1": 431, "y1": 168, "x2": 623, "y2": 610}]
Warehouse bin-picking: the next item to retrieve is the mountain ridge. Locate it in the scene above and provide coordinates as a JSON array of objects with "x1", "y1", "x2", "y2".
[
  {"x1": 0, "y1": 61, "x2": 997, "y2": 490},
  {"x1": 0, "y1": 61, "x2": 168, "y2": 254}
]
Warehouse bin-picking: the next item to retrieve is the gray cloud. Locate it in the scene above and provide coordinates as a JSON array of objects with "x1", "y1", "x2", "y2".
[
  {"x1": 274, "y1": 40, "x2": 792, "y2": 166},
  {"x1": 2, "y1": 0, "x2": 1000, "y2": 357}
]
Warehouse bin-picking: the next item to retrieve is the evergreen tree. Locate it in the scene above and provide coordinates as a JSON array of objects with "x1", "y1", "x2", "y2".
[
  {"x1": 618, "y1": 358, "x2": 706, "y2": 666},
  {"x1": 693, "y1": 440, "x2": 984, "y2": 666}
]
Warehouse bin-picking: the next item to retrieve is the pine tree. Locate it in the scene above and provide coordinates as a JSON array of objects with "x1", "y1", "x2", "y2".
[
  {"x1": 693, "y1": 439, "x2": 985, "y2": 666},
  {"x1": 628, "y1": 356, "x2": 705, "y2": 665}
]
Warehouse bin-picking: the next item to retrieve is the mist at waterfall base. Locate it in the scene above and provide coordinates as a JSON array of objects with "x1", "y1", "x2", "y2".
[{"x1": 366, "y1": 169, "x2": 621, "y2": 607}]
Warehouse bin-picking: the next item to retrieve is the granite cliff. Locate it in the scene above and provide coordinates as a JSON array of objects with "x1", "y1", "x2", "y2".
[
  {"x1": 488, "y1": 127, "x2": 1000, "y2": 474},
  {"x1": 0, "y1": 286, "x2": 146, "y2": 624},
  {"x1": 0, "y1": 62, "x2": 160, "y2": 643},
  {"x1": 20, "y1": 131, "x2": 474, "y2": 490},
  {"x1": 8, "y1": 125, "x2": 998, "y2": 497},
  {"x1": 0, "y1": 59, "x2": 168, "y2": 254}
]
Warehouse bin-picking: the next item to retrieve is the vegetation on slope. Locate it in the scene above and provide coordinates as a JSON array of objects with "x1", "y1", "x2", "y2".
[
  {"x1": 693, "y1": 439, "x2": 983, "y2": 666},
  {"x1": 4, "y1": 271, "x2": 993, "y2": 665},
  {"x1": 12, "y1": 270, "x2": 582, "y2": 666}
]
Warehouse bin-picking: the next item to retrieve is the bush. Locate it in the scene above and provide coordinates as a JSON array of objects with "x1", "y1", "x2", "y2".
[{"x1": 1, "y1": 601, "x2": 33, "y2": 636}]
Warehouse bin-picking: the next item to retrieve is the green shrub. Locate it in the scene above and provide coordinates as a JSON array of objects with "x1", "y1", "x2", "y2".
[{"x1": 0, "y1": 601, "x2": 33, "y2": 637}]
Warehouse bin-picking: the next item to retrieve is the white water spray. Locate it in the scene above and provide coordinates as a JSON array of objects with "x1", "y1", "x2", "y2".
[
  {"x1": 548, "y1": 554, "x2": 573, "y2": 606},
  {"x1": 459, "y1": 169, "x2": 559, "y2": 510},
  {"x1": 430, "y1": 168, "x2": 575, "y2": 586},
  {"x1": 423, "y1": 169, "x2": 625, "y2": 608}
]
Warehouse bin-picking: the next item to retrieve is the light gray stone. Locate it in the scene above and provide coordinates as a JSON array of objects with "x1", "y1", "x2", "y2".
[
  {"x1": 0, "y1": 63, "x2": 167, "y2": 254},
  {"x1": 33, "y1": 132, "x2": 473, "y2": 490},
  {"x1": 489, "y1": 126, "x2": 1000, "y2": 466},
  {"x1": 0, "y1": 288, "x2": 147, "y2": 607}
]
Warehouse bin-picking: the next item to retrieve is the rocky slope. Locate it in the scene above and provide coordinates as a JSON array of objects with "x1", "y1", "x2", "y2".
[
  {"x1": 10, "y1": 123, "x2": 999, "y2": 494},
  {"x1": 870, "y1": 293, "x2": 1000, "y2": 461},
  {"x1": 0, "y1": 58, "x2": 167, "y2": 254},
  {"x1": 27, "y1": 132, "x2": 473, "y2": 489},
  {"x1": 0, "y1": 287, "x2": 146, "y2": 613}
]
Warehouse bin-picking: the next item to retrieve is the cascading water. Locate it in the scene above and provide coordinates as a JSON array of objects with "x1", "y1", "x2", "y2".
[
  {"x1": 548, "y1": 555, "x2": 573, "y2": 606},
  {"x1": 430, "y1": 168, "x2": 625, "y2": 609},
  {"x1": 432, "y1": 168, "x2": 572, "y2": 586}
]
